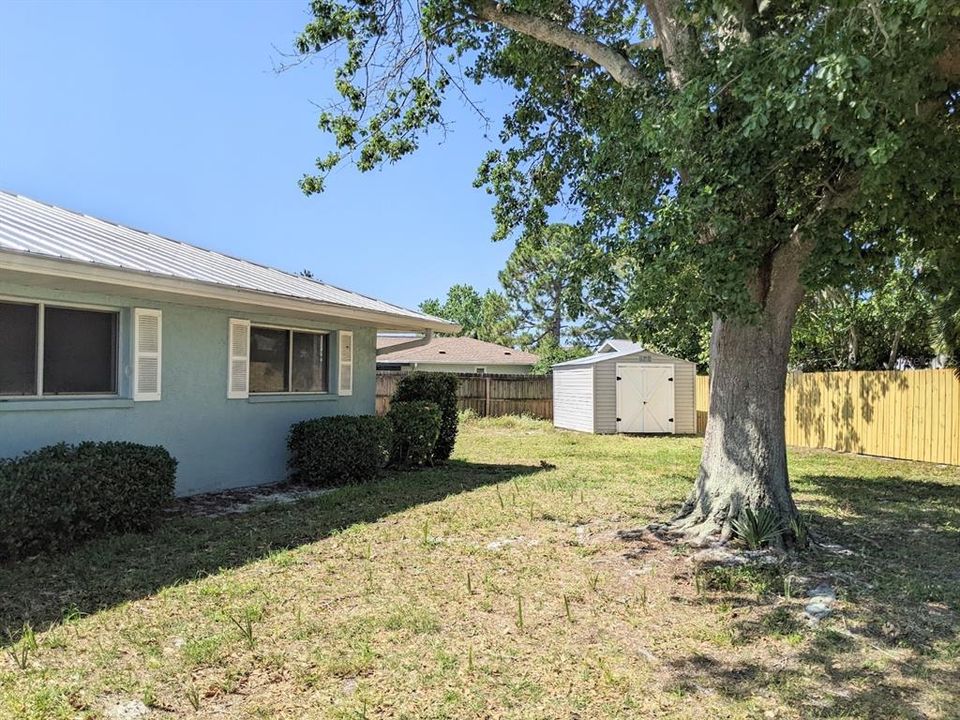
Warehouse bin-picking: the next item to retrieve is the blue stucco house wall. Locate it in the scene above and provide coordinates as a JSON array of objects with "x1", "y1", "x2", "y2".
[{"x1": 0, "y1": 192, "x2": 454, "y2": 495}]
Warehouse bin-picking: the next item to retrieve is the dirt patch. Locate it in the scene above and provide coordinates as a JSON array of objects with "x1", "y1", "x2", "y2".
[{"x1": 169, "y1": 483, "x2": 332, "y2": 517}]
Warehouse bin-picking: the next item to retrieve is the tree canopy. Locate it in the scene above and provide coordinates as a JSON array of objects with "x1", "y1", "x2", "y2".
[
  {"x1": 498, "y1": 223, "x2": 604, "y2": 348},
  {"x1": 419, "y1": 284, "x2": 518, "y2": 345},
  {"x1": 297, "y1": 1, "x2": 957, "y2": 329}
]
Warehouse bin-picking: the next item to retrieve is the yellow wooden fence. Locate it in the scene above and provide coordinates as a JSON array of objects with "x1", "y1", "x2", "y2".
[{"x1": 696, "y1": 370, "x2": 959, "y2": 466}]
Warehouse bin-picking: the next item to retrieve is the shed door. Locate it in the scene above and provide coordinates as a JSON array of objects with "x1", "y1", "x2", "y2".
[{"x1": 616, "y1": 364, "x2": 675, "y2": 433}]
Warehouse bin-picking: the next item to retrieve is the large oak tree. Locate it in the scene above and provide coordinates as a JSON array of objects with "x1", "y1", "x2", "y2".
[{"x1": 295, "y1": 1, "x2": 959, "y2": 544}]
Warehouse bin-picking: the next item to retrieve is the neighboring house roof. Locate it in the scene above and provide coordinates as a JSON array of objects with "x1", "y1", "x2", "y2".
[
  {"x1": 375, "y1": 335, "x2": 539, "y2": 366},
  {"x1": 0, "y1": 190, "x2": 455, "y2": 332}
]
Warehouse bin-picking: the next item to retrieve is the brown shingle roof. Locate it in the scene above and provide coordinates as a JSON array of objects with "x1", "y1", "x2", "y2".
[{"x1": 376, "y1": 336, "x2": 538, "y2": 365}]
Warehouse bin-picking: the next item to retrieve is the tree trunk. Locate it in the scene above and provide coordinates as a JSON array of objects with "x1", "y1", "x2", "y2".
[
  {"x1": 887, "y1": 327, "x2": 903, "y2": 369},
  {"x1": 665, "y1": 238, "x2": 810, "y2": 546}
]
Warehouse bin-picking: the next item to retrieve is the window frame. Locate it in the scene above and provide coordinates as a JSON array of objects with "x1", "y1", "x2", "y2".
[
  {"x1": 248, "y1": 322, "x2": 331, "y2": 396},
  {"x1": 0, "y1": 296, "x2": 122, "y2": 400}
]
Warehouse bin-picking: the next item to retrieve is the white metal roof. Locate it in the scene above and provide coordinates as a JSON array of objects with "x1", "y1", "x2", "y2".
[
  {"x1": 552, "y1": 340, "x2": 694, "y2": 368},
  {"x1": 552, "y1": 346, "x2": 649, "y2": 368},
  {"x1": 597, "y1": 339, "x2": 643, "y2": 353},
  {"x1": 0, "y1": 190, "x2": 452, "y2": 329}
]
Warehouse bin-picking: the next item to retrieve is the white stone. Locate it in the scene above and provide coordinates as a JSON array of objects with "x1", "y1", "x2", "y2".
[
  {"x1": 804, "y1": 583, "x2": 836, "y2": 622},
  {"x1": 104, "y1": 699, "x2": 151, "y2": 720}
]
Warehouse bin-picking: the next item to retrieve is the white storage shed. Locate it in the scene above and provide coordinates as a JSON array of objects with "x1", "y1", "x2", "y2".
[{"x1": 552, "y1": 340, "x2": 697, "y2": 434}]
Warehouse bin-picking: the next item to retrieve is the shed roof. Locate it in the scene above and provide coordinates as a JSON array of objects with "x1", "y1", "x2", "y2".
[
  {"x1": 0, "y1": 191, "x2": 454, "y2": 331},
  {"x1": 376, "y1": 335, "x2": 539, "y2": 366},
  {"x1": 552, "y1": 346, "x2": 648, "y2": 368},
  {"x1": 552, "y1": 340, "x2": 694, "y2": 368},
  {"x1": 597, "y1": 339, "x2": 644, "y2": 353}
]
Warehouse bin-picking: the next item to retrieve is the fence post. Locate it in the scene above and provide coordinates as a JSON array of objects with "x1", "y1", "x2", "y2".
[{"x1": 485, "y1": 376, "x2": 491, "y2": 417}]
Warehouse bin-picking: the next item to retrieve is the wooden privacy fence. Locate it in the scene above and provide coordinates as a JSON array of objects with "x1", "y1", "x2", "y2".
[
  {"x1": 376, "y1": 372, "x2": 553, "y2": 420},
  {"x1": 696, "y1": 370, "x2": 959, "y2": 466}
]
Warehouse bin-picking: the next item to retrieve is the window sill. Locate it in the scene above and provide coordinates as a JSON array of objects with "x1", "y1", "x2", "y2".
[
  {"x1": 0, "y1": 398, "x2": 135, "y2": 412},
  {"x1": 247, "y1": 393, "x2": 339, "y2": 404}
]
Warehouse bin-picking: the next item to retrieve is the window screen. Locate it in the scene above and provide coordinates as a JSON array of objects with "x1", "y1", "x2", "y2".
[
  {"x1": 249, "y1": 326, "x2": 289, "y2": 393},
  {"x1": 0, "y1": 301, "x2": 38, "y2": 395},
  {"x1": 249, "y1": 326, "x2": 328, "y2": 393},
  {"x1": 43, "y1": 307, "x2": 118, "y2": 394},
  {"x1": 292, "y1": 331, "x2": 329, "y2": 392}
]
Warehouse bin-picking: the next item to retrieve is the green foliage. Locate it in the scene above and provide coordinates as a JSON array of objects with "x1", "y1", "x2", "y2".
[
  {"x1": 387, "y1": 400, "x2": 442, "y2": 467},
  {"x1": 791, "y1": 257, "x2": 938, "y2": 371},
  {"x1": 530, "y1": 336, "x2": 591, "y2": 375},
  {"x1": 0, "y1": 441, "x2": 177, "y2": 561},
  {"x1": 732, "y1": 507, "x2": 785, "y2": 550},
  {"x1": 926, "y1": 243, "x2": 960, "y2": 374},
  {"x1": 499, "y1": 224, "x2": 603, "y2": 347},
  {"x1": 392, "y1": 371, "x2": 459, "y2": 460},
  {"x1": 420, "y1": 284, "x2": 518, "y2": 345},
  {"x1": 297, "y1": 0, "x2": 958, "y2": 329},
  {"x1": 288, "y1": 415, "x2": 392, "y2": 486},
  {"x1": 5, "y1": 624, "x2": 36, "y2": 670},
  {"x1": 789, "y1": 515, "x2": 810, "y2": 550}
]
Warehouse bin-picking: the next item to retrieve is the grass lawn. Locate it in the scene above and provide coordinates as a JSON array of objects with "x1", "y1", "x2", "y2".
[{"x1": 2, "y1": 417, "x2": 958, "y2": 719}]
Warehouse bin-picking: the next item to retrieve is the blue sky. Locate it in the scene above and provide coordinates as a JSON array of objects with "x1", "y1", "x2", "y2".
[{"x1": 0, "y1": 0, "x2": 516, "y2": 309}]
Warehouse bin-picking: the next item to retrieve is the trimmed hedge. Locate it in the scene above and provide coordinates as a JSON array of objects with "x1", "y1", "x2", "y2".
[
  {"x1": 392, "y1": 372, "x2": 459, "y2": 461},
  {"x1": 387, "y1": 401, "x2": 442, "y2": 467},
  {"x1": 0, "y1": 441, "x2": 177, "y2": 562},
  {"x1": 288, "y1": 415, "x2": 392, "y2": 486}
]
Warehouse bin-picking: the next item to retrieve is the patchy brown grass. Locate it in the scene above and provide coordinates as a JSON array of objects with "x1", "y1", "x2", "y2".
[{"x1": 1, "y1": 417, "x2": 958, "y2": 719}]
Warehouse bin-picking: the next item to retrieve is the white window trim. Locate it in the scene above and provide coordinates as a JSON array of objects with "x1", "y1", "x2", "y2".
[
  {"x1": 338, "y1": 330, "x2": 353, "y2": 396},
  {"x1": 133, "y1": 308, "x2": 162, "y2": 401},
  {"x1": 0, "y1": 296, "x2": 122, "y2": 400},
  {"x1": 247, "y1": 323, "x2": 332, "y2": 396}
]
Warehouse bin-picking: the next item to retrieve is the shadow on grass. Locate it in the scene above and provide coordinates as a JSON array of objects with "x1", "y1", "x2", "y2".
[
  {"x1": 669, "y1": 473, "x2": 960, "y2": 718},
  {"x1": 0, "y1": 460, "x2": 544, "y2": 643},
  {"x1": 801, "y1": 474, "x2": 960, "y2": 598}
]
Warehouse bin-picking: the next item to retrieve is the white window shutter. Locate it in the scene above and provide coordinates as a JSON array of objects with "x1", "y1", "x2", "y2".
[
  {"x1": 133, "y1": 308, "x2": 162, "y2": 401},
  {"x1": 338, "y1": 330, "x2": 353, "y2": 396},
  {"x1": 228, "y1": 319, "x2": 250, "y2": 399}
]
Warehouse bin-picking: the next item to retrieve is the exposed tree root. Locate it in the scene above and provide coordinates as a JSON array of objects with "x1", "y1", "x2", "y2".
[
  {"x1": 652, "y1": 508, "x2": 729, "y2": 547},
  {"x1": 648, "y1": 491, "x2": 797, "y2": 550}
]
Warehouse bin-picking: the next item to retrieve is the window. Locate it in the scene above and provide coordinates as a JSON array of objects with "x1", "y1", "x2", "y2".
[
  {"x1": 292, "y1": 331, "x2": 328, "y2": 392},
  {"x1": 476, "y1": 367, "x2": 486, "y2": 375},
  {"x1": 0, "y1": 301, "x2": 119, "y2": 397},
  {"x1": 44, "y1": 307, "x2": 118, "y2": 394},
  {"x1": 249, "y1": 325, "x2": 328, "y2": 394},
  {"x1": 0, "y1": 302, "x2": 37, "y2": 395}
]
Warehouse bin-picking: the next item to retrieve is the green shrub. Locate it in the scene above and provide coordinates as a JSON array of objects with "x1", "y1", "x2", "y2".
[
  {"x1": 387, "y1": 401, "x2": 442, "y2": 467},
  {"x1": 288, "y1": 415, "x2": 392, "y2": 487},
  {"x1": 732, "y1": 507, "x2": 785, "y2": 549},
  {"x1": 392, "y1": 372, "x2": 458, "y2": 461},
  {"x1": 0, "y1": 441, "x2": 177, "y2": 562}
]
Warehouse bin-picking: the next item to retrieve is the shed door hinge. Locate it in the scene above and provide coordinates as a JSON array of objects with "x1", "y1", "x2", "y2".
[
  {"x1": 616, "y1": 417, "x2": 622, "y2": 422},
  {"x1": 668, "y1": 377, "x2": 674, "y2": 381},
  {"x1": 616, "y1": 376, "x2": 621, "y2": 381},
  {"x1": 669, "y1": 418, "x2": 674, "y2": 422}
]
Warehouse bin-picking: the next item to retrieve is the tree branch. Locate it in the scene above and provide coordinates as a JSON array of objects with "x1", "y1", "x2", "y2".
[
  {"x1": 644, "y1": 0, "x2": 690, "y2": 87},
  {"x1": 469, "y1": 1, "x2": 646, "y2": 88}
]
